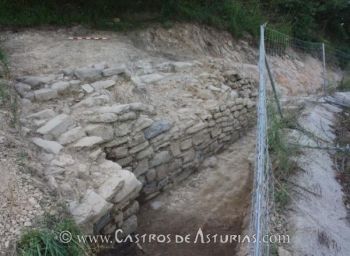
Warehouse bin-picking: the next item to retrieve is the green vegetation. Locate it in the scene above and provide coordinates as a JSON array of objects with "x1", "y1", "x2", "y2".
[
  {"x1": 267, "y1": 102, "x2": 298, "y2": 209},
  {"x1": 17, "y1": 215, "x2": 90, "y2": 256},
  {"x1": 338, "y1": 64, "x2": 350, "y2": 91},
  {"x1": 0, "y1": 47, "x2": 9, "y2": 78},
  {"x1": 0, "y1": 81, "x2": 9, "y2": 107},
  {"x1": 0, "y1": 0, "x2": 348, "y2": 47}
]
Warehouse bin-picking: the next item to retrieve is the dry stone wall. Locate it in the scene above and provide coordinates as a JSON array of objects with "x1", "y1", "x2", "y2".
[{"x1": 15, "y1": 61, "x2": 257, "y2": 237}]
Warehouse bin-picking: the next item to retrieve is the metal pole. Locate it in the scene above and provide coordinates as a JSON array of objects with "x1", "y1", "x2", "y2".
[
  {"x1": 322, "y1": 43, "x2": 327, "y2": 96},
  {"x1": 265, "y1": 57, "x2": 284, "y2": 119}
]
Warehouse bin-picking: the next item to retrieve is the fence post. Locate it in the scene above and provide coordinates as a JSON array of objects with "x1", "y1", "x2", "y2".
[
  {"x1": 265, "y1": 57, "x2": 283, "y2": 119},
  {"x1": 322, "y1": 43, "x2": 327, "y2": 96}
]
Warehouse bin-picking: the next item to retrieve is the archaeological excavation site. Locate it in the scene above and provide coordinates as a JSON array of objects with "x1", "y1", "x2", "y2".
[{"x1": 0, "y1": 17, "x2": 350, "y2": 256}]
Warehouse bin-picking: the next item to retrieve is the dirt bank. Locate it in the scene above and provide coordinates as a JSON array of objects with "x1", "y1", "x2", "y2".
[{"x1": 1, "y1": 23, "x2": 341, "y2": 96}]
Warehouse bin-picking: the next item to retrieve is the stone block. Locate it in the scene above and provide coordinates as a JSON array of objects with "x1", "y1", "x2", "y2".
[
  {"x1": 193, "y1": 131, "x2": 210, "y2": 146},
  {"x1": 136, "y1": 147, "x2": 154, "y2": 160},
  {"x1": 73, "y1": 136, "x2": 104, "y2": 148},
  {"x1": 180, "y1": 138, "x2": 192, "y2": 150},
  {"x1": 34, "y1": 88, "x2": 58, "y2": 101},
  {"x1": 88, "y1": 113, "x2": 119, "y2": 123},
  {"x1": 129, "y1": 141, "x2": 149, "y2": 154},
  {"x1": 180, "y1": 149, "x2": 195, "y2": 163},
  {"x1": 139, "y1": 73, "x2": 164, "y2": 84},
  {"x1": 91, "y1": 80, "x2": 116, "y2": 90},
  {"x1": 51, "y1": 81, "x2": 70, "y2": 93},
  {"x1": 117, "y1": 156, "x2": 133, "y2": 166},
  {"x1": 110, "y1": 146, "x2": 128, "y2": 159},
  {"x1": 128, "y1": 133, "x2": 146, "y2": 147},
  {"x1": 118, "y1": 112, "x2": 137, "y2": 121},
  {"x1": 19, "y1": 75, "x2": 55, "y2": 89},
  {"x1": 150, "y1": 151, "x2": 171, "y2": 167},
  {"x1": 102, "y1": 65, "x2": 127, "y2": 76},
  {"x1": 28, "y1": 109, "x2": 56, "y2": 120},
  {"x1": 186, "y1": 122, "x2": 207, "y2": 134},
  {"x1": 15, "y1": 83, "x2": 31, "y2": 97},
  {"x1": 133, "y1": 159, "x2": 149, "y2": 177},
  {"x1": 133, "y1": 116, "x2": 154, "y2": 132},
  {"x1": 69, "y1": 190, "x2": 113, "y2": 233},
  {"x1": 74, "y1": 67, "x2": 102, "y2": 81},
  {"x1": 81, "y1": 84, "x2": 94, "y2": 94},
  {"x1": 155, "y1": 164, "x2": 169, "y2": 181},
  {"x1": 72, "y1": 95, "x2": 111, "y2": 109},
  {"x1": 96, "y1": 104, "x2": 130, "y2": 115},
  {"x1": 32, "y1": 137, "x2": 63, "y2": 154},
  {"x1": 85, "y1": 124, "x2": 114, "y2": 142},
  {"x1": 113, "y1": 170, "x2": 142, "y2": 205},
  {"x1": 144, "y1": 120, "x2": 172, "y2": 140},
  {"x1": 146, "y1": 169, "x2": 156, "y2": 182},
  {"x1": 170, "y1": 141, "x2": 181, "y2": 156},
  {"x1": 58, "y1": 127, "x2": 85, "y2": 145},
  {"x1": 97, "y1": 174, "x2": 126, "y2": 202},
  {"x1": 128, "y1": 103, "x2": 155, "y2": 114},
  {"x1": 37, "y1": 114, "x2": 74, "y2": 138}
]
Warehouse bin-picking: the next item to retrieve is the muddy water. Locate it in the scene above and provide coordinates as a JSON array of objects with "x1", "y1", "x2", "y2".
[{"x1": 100, "y1": 132, "x2": 255, "y2": 256}]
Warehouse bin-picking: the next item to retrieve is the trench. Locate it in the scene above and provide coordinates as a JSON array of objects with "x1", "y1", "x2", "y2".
[{"x1": 99, "y1": 131, "x2": 255, "y2": 256}]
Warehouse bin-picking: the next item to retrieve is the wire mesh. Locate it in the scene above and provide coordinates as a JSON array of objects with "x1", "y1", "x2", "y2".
[
  {"x1": 250, "y1": 24, "x2": 271, "y2": 256},
  {"x1": 251, "y1": 24, "x2": 350, "y2": 256}
]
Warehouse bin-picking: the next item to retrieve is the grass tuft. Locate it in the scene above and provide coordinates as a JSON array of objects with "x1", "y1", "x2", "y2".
[{"x1": 17, "y1": 216, "x2": 90, "y2": 256}]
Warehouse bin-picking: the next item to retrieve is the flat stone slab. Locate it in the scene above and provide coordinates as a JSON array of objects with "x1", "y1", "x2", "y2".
[
  {"x1": 34, "y1": 88, "x2": 58, "y2": 101},
  {"x1": 51, "y1": 81, "x2": 70, "y2": 93},
  {"x1": 58, "y1": 126, "x2": 85, "y2": 145},
  {"x1": 32, "y1": 137, "x2": 63, "y2": 154},
  {"x1": 28, "y1": 109, "x2": 56, "y2": 120},
  {"x1": 74, "y1": 67, "x2": 102, "y2": 81},
  {"x1": 91, "y1": 80, "x2": 116, "y2": 90},
  {"x1": 139, "y1": 74, "x2": 165, "y2": 84},
  {"x1": 18, "y1": 75, "x2": 56, "y2": 89},
  {"x1": 37, "y1": 114, "x2": 74, "y2": 138},
  {"x1": 81, "y1": 84, "x2": 94, "y2": 94},
  {"x1": 73, "y1": 136, "x2": 104, "y2": 148},
  {"x1": 102, "y1": 65, "x2": 127, "y2": 76}
]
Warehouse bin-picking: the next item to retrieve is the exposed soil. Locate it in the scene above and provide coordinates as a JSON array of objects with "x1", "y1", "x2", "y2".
[{"x1": 130, "y1": 131, "x2": 255, "y2": 256}]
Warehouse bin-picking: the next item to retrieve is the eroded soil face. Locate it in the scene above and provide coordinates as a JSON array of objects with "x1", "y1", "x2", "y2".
[{"x1": 117, "y1": 132, "x2": 254, "y2": 256}]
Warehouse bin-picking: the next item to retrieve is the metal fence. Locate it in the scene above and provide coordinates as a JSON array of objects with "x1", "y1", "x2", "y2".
[
  {"x1": 250, "y1": 24, "x2": 271, "y2": 256},
  {"x1": 250, "y1": 24, "x2": 350, "y2": 256}
]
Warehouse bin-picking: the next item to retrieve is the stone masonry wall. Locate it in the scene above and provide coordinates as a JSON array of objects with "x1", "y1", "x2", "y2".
[
  {"x1": 104, "y1": 93, "x2": 256, "y2": 202},
  {"x1": 15, "y1": 61, "x2": 257, "y2": 238}
]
